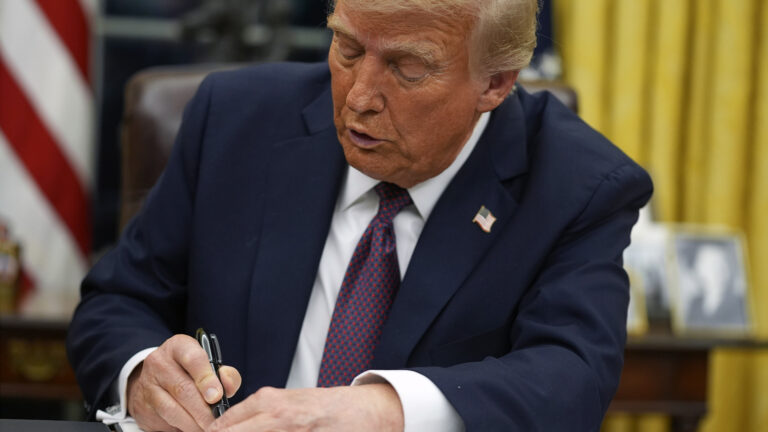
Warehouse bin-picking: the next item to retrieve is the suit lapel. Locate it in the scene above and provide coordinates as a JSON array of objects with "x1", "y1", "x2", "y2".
[
  {"x1": 372, "y1": 94, "x2": 530, "y2": 368},
  {"x1": 245, "y1": 89, "x2": 346, "y2": 390},
  {"x1": 242, "y1": 87, "x2": 530, "y2": 380}
]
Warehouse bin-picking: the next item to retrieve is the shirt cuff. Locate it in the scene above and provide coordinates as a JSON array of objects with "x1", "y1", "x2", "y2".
[
  {"x1": 352, "y1": 370, "x2": 465, "y2": 432},
  {"x1": 96, "y1": 347, "x2": 157, "y2": 425}
]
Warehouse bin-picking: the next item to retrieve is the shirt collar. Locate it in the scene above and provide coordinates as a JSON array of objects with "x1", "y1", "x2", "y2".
[{"x1": 338, "y1": 111, "x2": 490, "y2": 220}]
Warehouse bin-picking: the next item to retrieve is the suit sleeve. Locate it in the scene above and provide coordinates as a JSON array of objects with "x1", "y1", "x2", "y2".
[
  {"x1": 65, "y1": 75, "x2": 215, "y2": 418},
  {"x1": 413, "y1": 163, "x2": 653, "y2": 431}
]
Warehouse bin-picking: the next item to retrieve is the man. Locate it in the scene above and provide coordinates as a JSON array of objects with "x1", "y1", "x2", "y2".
[
  {"x1": 67, "y1": 0, "x2": 653, "y2": 430},
  {"x1": 682, "y1": 242, "x2": 748, "y2": 330}
]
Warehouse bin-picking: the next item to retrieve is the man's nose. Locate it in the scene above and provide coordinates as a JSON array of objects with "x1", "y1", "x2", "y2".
[{"x1": 346, "y1": 57, "x2": 385, "y2": 114}]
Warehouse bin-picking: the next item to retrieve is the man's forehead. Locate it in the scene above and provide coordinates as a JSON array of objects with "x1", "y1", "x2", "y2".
[{"x1": 327, "y1": 9, "x2": 461, "y2": 61}]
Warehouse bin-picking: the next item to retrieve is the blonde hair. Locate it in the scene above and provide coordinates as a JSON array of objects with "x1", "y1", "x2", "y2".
[{"x1": 329, "y1": 0, "x2": 539, "y2": 76}]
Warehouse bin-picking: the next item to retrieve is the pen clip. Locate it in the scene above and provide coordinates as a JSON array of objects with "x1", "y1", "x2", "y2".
[
  {"x1": 195, "y1": 328, "x2": 214, "y2": 362},
  {"x1": 210, "y1": 333, "x2": 223, "y2": 366}
]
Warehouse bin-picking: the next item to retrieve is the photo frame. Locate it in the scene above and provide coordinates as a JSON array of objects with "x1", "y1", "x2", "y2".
[
  {"x1": 623, "y1": 207, "x2": 672, "y2": 325},
  {"x1": 668, "y1": 226, "x2": 751, "y2": 336}
]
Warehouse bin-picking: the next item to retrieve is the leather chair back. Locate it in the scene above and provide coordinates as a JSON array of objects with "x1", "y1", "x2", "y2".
[
  {"x1": 120, "y1": 65, "x2": 238, "y2": 230},
  {"x1": 119, "y1": 65, "x2": 578, "y2": 231}
]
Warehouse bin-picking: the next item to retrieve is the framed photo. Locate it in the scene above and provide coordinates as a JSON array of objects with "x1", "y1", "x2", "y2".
[
  {"x1": 669, "y1": 226, "x2": 751, "y2": 336},
  {"x1": 623, "y1": 218, "x2": 672, "y2": 324}
]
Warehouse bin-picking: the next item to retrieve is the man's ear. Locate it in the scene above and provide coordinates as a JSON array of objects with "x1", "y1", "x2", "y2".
[{"x1": 477, "y1": 70, "x2": 520, "y2": 113}]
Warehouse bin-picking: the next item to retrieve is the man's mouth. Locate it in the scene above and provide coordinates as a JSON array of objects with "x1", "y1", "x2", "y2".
[{"x1": 348, "y1": 129, "x2": 382, "y2": 148}]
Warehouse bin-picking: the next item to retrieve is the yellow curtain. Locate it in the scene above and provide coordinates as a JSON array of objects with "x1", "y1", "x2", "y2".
[
  {"x1": 554, "y1": 0, "x2": 768, "y2": 431},
  {"x1": 646, "y1": 0, "x2": 690, "y2": 221}
]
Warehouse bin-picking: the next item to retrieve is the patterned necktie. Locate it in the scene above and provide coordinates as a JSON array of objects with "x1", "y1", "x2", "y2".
[{"x1": 316, "y1": 182, "x2": 412, "y2": 387}]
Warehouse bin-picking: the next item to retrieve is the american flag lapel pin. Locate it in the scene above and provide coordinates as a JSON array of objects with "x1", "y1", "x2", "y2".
[{"x1": 472, "y1": 205, "x2": 496, "y2": 233}]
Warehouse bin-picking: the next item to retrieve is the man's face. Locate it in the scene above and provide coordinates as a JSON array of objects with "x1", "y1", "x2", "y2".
[{"x1": 328, "y1": 2, "x2": 488, "y2": 188}]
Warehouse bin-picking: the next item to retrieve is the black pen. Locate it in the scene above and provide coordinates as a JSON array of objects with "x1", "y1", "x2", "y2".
[{"x1": 196, "y1": 328, "x2": 230, "y2": 417}]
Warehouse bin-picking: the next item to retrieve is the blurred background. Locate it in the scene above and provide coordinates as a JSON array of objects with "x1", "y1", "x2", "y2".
[{"x1": 0, "y1": 0, "x2": 765, "y2": 431}]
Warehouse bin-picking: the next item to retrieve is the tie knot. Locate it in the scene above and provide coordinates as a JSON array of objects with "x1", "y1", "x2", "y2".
[{"x1": 374, "y1": 182, "x2": 412, "y2": 221}]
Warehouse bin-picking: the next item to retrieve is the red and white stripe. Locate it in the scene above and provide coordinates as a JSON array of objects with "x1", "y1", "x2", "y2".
[{"x1": 0, "y1": 0, "x2": 96, "y2": 315}]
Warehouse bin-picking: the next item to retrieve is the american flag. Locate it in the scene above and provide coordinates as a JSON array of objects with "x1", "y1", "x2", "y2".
[
  {"x1": 472, "y1": 205, "x2": 496, "y2": 233},
  {"x1": 0, "y1": 0, "x2": 96, "y2": 316}
]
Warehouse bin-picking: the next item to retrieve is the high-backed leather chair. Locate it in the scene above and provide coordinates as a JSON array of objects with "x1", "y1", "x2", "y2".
[
  {"x1": 119, "y1": 64, "x2": 237, "y2": 230},
  {"x1": 119, "y1": 64, "x2": 578, "y2": 231}
]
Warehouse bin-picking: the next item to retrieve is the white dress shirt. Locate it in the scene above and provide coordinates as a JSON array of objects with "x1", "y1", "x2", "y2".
[{"x1": 100, "y1": 113, "x2": 490, "y2": 431}]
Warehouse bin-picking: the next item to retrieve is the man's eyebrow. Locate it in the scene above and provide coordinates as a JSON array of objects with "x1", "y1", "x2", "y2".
[
  {"x1": 327, "y1": 15, "x2": 354, "y2": 39},
  {"x1": 380, "y1": 41, "x2": 438, "y2": 65},
  {"x1": 327, "y1": 15, "x2": 438, "y2": 65}
]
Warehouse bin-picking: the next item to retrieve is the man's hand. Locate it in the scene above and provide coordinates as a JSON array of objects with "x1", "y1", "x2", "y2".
[
  {"x1": 127, "y1": 334, "x2": 242, "y2": 432},
  {"x1": 208, "y1": 384, "x2": 404, "y2": 432}
]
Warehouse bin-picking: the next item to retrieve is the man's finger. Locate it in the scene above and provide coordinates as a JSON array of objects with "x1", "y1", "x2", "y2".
[
  {"x1": 128, "y1": 371, "x2": 178, "y2": 432},
  {"x1": 149, "y1": 384, "x2": 204, "y2": 432},
  {"x1": 153, "y1": 364, "x2": 214, "y2": 426},
  {"x1": 218, "y1": 366, "x2": 242, "y2": 398},
  {"x1": 209, "y1": 413, "x2": 278, "y2": 432},
  {"x1": 167, "y1": 335, "x2": 223, "y2": 403},
  {"x1": 150, "y1": 337, "x2": 217, "y2": 428},
  {"x1": 209, "y1": 386, "x2": 275, "y2": 431}
]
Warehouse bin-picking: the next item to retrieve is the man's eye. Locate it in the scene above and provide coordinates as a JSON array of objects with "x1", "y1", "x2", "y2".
[
  {"x1": 336, "y1": 40, "x2": 362, "y2": 60},
  {"x1": 339, "y1": 47, "x2": 361, "y2": 59},
  {"x1": 392, "y1": 60, "x2": 429, "y2": 82}
]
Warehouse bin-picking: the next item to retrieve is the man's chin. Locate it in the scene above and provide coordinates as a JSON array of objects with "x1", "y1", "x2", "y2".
[
  {"x1": 341, "y1": 144, "x2": 421, "y2": 187},
  {"x1": 347, "y1": 160, "x2": 388, "y2": 181},
  {"x1": 345, "y1": 158, "x2": 393, "y2": 184}
]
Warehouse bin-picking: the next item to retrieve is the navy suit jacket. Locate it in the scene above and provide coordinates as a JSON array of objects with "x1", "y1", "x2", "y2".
[{"x1": 67, "y1": 62, "x2": 652, "y2": 431}]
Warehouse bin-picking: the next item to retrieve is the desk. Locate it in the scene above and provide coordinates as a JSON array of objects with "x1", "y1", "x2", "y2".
[
  {"x1": 3, "y1": 316, "x2": 767, "y2": 429},
  {"x1": 610, "y1": 334, "x2": 768, "y2": 432},
  {"x1": 0, "y1": 419, "x2": 108, "y2": 431}
]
